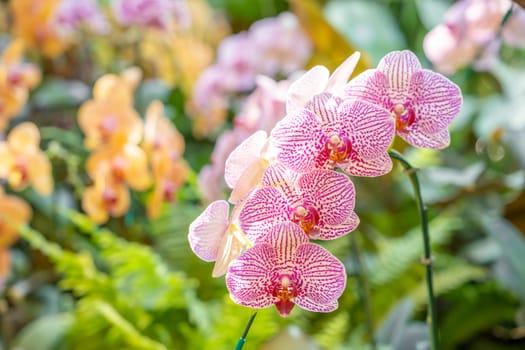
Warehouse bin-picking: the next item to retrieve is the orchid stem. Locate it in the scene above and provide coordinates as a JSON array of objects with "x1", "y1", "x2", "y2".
[
  {"x1": 234, "y1": 312, "x2": 257, "y2": 350},
  {"x1": 351, "y1": 234, "x2": 376, "y2": 349},
  {"x1": 388, "y1": 150, "x2": 439, "y2": 350}
]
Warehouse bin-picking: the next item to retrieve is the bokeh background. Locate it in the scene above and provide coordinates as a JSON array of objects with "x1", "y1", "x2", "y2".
[{"x1": 1, "y1": 0, "x2": 525, "y2": 349}]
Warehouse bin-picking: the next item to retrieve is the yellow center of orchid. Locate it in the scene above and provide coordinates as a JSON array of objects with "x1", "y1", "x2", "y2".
[
  {"x1": 273, "y1": 275, "x2": 297, "y2": 317},
  {"x1": 391, "y1": 104, "x2": 416, "y2": 131},
  {"x1": 326, "y1": 133, "x2": 352, "y2": 162},
  {"x1": 292, "y1": 205, "x2": 320, "y2": 235}
]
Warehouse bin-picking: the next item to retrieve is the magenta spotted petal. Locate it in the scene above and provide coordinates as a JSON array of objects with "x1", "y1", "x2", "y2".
[
  {"x1": 240, "y1": 165, "x2": 358, "y2": 241},
  {"x1": 272, "y1": 93, "x2": 394, "y2": 177},
  {"x1": 226, "y1": 222, "x2": 346, "y2": 317},
  {"x1": 344, "y1": 50, "x2": 462, "y2": 149}
]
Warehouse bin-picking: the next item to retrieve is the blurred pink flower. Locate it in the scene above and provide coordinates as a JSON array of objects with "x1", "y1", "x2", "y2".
[
  {"x1": 250, "y1": 12, "x2": 312, "y2": 77},
  {"x1": 226, "y1": 222, "x2": 346, "y2": 317},
  {"x1": 198, "y1": 77, "x2": 289, "y2": 203},
  {"x1": 272, "y1": 93, "x2": 394, "y2": 176},
  {"x1": 345, "y1": 50, "x2": 462, "y2": 149},
  {"x1": 111, "y1": 0, "x2": 190, "y2": 30},
  {"x1": 216, "y1": 33, "x2": 260, "y2": 91},
  {"x1": 239, "y1": 164, "x2": 359, "y2": 241},
  {"x1": 54, "y1": 0, "x2": 109, "y2": 36},
  {"x1": 423, "y1": 0, "x2": 525, "y2": 74},
  {"x1": 191, "y1": 12, "x2": 311, "y2": 137},
  {"x1": 188, "y1": 200, "x2": 251, "y2": 277}
]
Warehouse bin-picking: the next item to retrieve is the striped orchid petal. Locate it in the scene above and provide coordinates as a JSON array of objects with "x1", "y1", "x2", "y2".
[
  {"x1": 338, "y1": 99, "x2": 394, "y2": 160},
  {"x1": 339, "y1": 151, "x2": 393, "y2": 178},
  {"x1": 298, "y1": 169, "x2": 354, "y2": 226},
  {"x1": 344, "y1": 50, "x2": 462, "y2": 150},
  {"x1": 271, "y1": 109, "x2": 326, "y2": 172},
  {"x1": 226, "y1": 223, "x2": 346, "y2": 317},
  {"x1": 294, "y1": 242, "x2": 346, "y2": 309},
  {"x1": 318, "y1": 212, "x2": 360, "y2": 240},
  {"x1": 240, "y1": 166, "x2": 358, "y2": 241},
  {"x1": 239, "y1": 186, "x2": 290, "y2": 243}
]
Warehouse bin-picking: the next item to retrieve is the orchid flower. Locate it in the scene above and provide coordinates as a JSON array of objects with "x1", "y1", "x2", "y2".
[
  {"x1": 239, "y1": 164, "x2": 359, "y2": 241},
  {"x1": 272, "y1": 93, "x2": 395, "y2": 177},
  {"x1": 0, "y1": 186, "x2": 31, "y2": 248},
  {"x1": 226, "y1": 222, "x2": 346, "y2": 317},
  {"x1": 0, "y1": 122, "x2": 53, "y2": 195},
  {"x1": 188, "y1": 200, "x2": 251, "y2": 277},
  {"x1": 344, "y1": 50, "x2": 462, "y2": 149}
]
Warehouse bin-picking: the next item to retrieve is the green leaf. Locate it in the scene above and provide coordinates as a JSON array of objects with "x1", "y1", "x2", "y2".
[
  {"x1": 13, "y1": 313, "x2": 74, "y2": 350},
  {"x1": 482, "y1": 216, "x2": 525, "y2": 301},
  {"x1": 32, "y1": 79, "x2": 90, "y2": 108},
  {"x1": 324, "y1": 0, "x2": 406, "y2": 64},
  {"x1": 414, "y1": 0, "x2": 451, "y2": 30},
  {"x1": 370, "y1": 215, "x2": 462, "y2": 286}
]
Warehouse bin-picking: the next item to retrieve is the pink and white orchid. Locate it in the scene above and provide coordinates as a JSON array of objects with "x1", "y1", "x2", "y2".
[
  {"x1": 226, "y1": 222, "x2": 347, "y2": 317},
  {"x1": 344, "y1": 50, "x2": 462, "y2": 149},
  {"x1": 272, "y1": 93, "x2": 395, "y2": 177},
  {"x1": 188, "y1": 200, "x2": 251, "y2": 277},
  {"x1": 239, "y1": 164, "x2": 359, "y2": 241}
]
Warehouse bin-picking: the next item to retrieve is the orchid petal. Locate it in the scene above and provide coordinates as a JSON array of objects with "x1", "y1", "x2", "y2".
[
  {"x1": 338, "y1": 99, "x2": 395, "y2": 160},
  {"x1": 212, "y1": 226, "x2": 249, "y2": 277},
  {"x1": 239, "y1": 187, "x2": 290, "y2": 243},
  {"x1": 294, "y1": 243, "x2": 346, "y2": 310},
  {"x1": 344, "y1": 69, "x2": 391, "y2": 109},
  {"x1": 317, "y1": 211, "x2": 360, "y2": 240},
  {"x1": 188, "y1": 200, "x2": 229, "y2": 262},
  {"x1": 305, "y1": 93, "x2": 344, "y2": 135},
  {"x1": 399, "y1": 128, "x2": 451, "y2": 150},
  {"x1": 226, "y1": 244, "x2": 276, "y2": 309},
  {"x1": 378, "y1": 50, "x2": 422, "y2": 103},
  {"x1": 266, "y1": 222, "x2": 308, "y2": 263},
  {"x1": 299, "y1": 169, "x2": 354, "y2": 225},
  {"x1": 272, "y1": 110, "x2": 327, "y2": 172},
  {"x1": 407, "y1": 70, "x2": 462, "y2": 135},
  {"x1": 261, "y1": 163, "x2": 299, "y2": 197},
  {"x1": 325, "y1": 52, "x2": 361, "y2": 95},
  {"x1": 340, "y1": 152, "x2": 393, "y2": 177},
  {"x1": 224, "y1": 130, "x2": 267, "y2": 189},
  {"x1": 286, "y1": 65, "x2": 330, "y2": 114}
]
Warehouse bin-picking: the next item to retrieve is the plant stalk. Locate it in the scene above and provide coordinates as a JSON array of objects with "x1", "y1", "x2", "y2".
[
  {"x1": 234, "y1": 312, "x2": 257, "y2": 350},
  {"x1": 389, "y1": 150, "x2": 439, "y2": 350}
]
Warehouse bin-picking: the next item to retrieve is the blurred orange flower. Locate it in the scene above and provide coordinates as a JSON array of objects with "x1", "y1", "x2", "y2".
[
  {"x1": 82, "y1": 176, "x2": 130, "y2": 224},
  {"x1": 86, "y1": 143, "x2": 152, "y2": 192},
  {"x1": 0, "y1": 40, "x2": 41, "y2": 130},
  {"x1": 0, "y1": 186, "x2": 32, "y2": 248},
  {"x1": 0, "y1": 122, "x2": 53, "y2": 195},
  {"x1": 78, "y1": 68, "x2": 143, "y2": 150},
  {"x1": 147, "y1": 155, "x2": 189, "y2": 219},
  {"x1": 142, "y1": 101, "x2": 188, "y2": 218},
  {"x1": 10, "y1": 0, "x2": 69, "y2": 58}
]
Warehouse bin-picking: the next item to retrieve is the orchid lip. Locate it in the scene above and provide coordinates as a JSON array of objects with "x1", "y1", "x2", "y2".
[{"x1": 391, "y1": 103, "x2": 416, "y2": 131}]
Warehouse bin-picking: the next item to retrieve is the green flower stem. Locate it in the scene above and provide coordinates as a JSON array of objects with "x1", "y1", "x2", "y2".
[
  {"x1": 351, "y1": 234, "x2": 377, "y2": 349},
  {"x1": 235, "y1": 312, "x2": 257, "y2": 350},
  {"x1": 389, "y1": 150, "x2": 439, "y2": 350}
]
